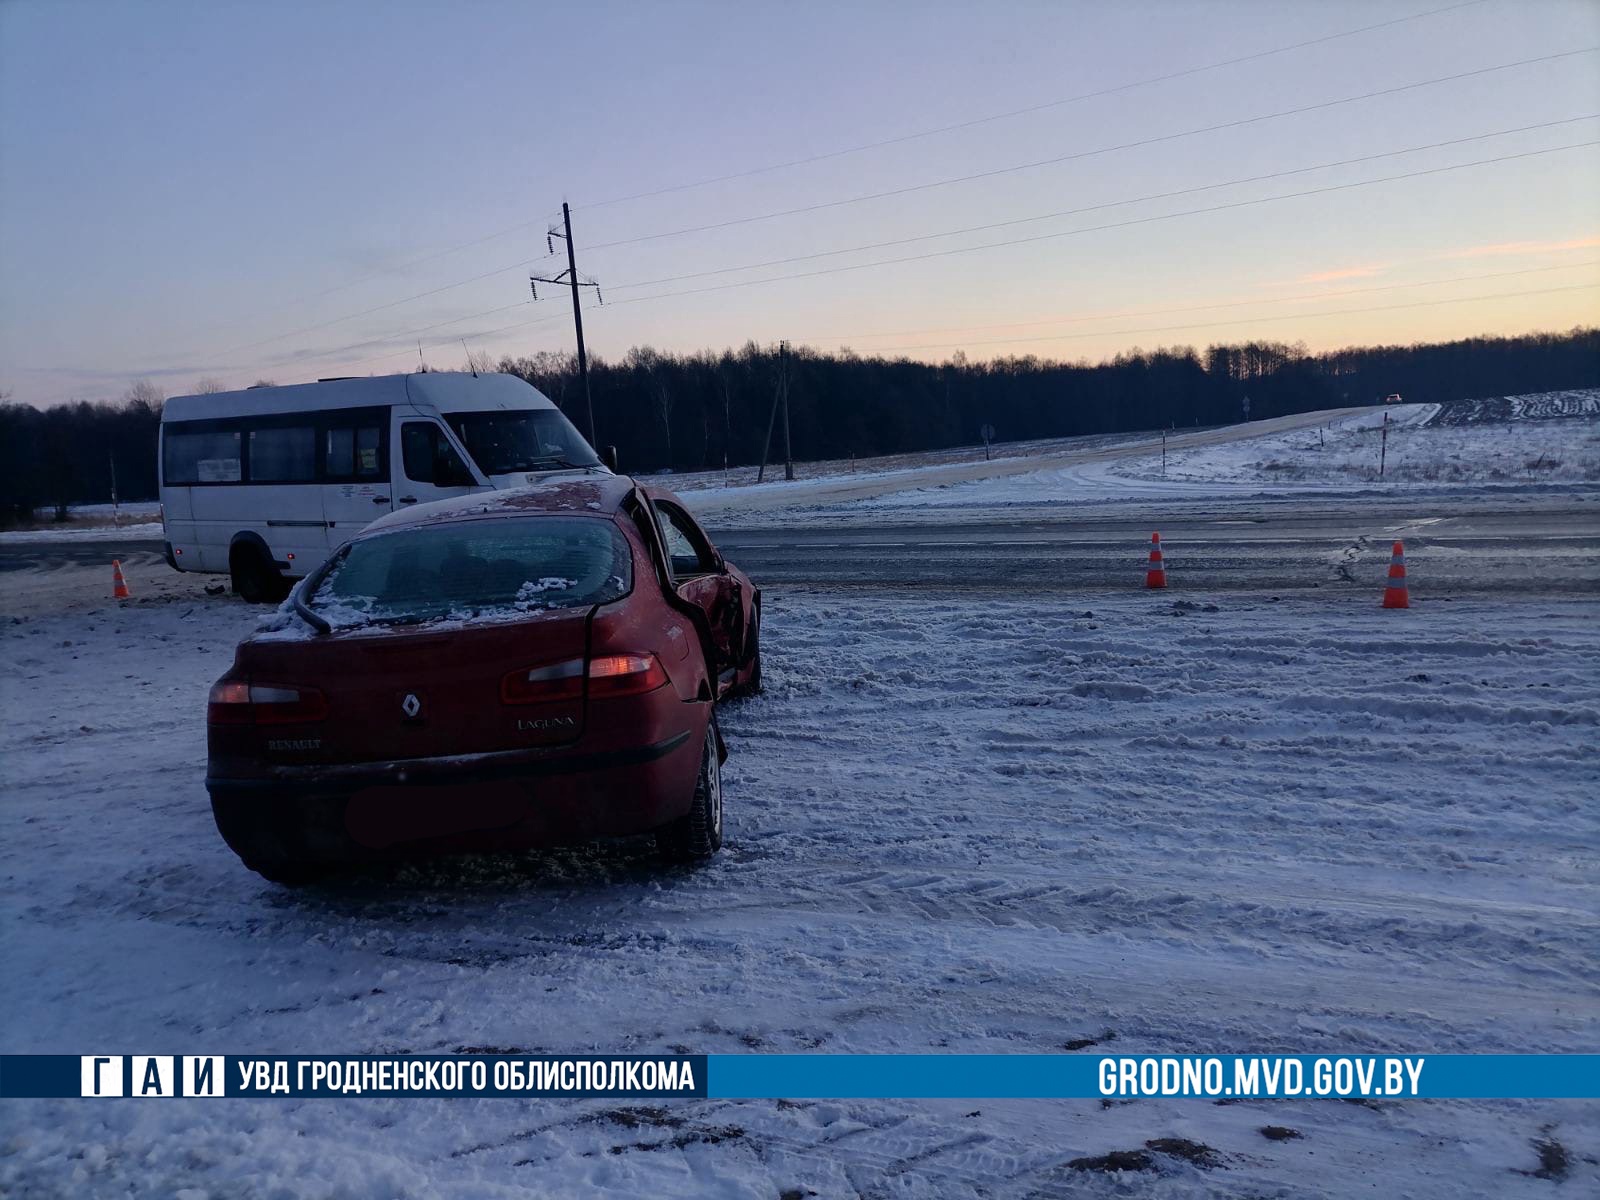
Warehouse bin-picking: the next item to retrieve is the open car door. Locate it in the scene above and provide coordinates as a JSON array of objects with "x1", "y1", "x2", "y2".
[{"x1": 645, "y1": 491, "x2": 745, "y2": 695}]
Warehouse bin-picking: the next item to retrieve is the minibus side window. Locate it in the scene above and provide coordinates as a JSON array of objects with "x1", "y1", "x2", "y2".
[
  {"x1": 401, "y1": 422, "x2": 474, "y2": 485},
  {"x1": 326, "y1": 424, "x2": 385, "y2": 480},
  {"x1": 247, "y1": 427, "x2": 316, "y2": 483},
  {"x1": 164, "y1": 429, "x2": 241, "y2": 484}
]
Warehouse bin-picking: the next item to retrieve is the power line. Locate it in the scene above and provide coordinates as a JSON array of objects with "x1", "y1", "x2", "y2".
[
  {"x1": 335, "y1": 262, "x2": 1598, "y2": 381},
  {"x1": 581, "y1": 47, "x2": 1598, "y2": 254},
  {"x1": 574, "y1": 0, "x2": 1490, "y2": 211},
  {"x1": 596, "y1": 140, "x2": 1600, "y2": 308},
  {"x1": 195, "y1": 48, "x2": 1597, "y2": 364},
  {"x1": 274, "y1": 141, "x2": 1597, "y2": 377},
  {"x1": 857, "y1": 283, "x2": 1600, "y2": 355},
  {"x1": 211, "y1": 250, "x2": 565, "y2": 358},
  {"x1": 342, "y1": 297, "x2": 602, "y2": 374},
  {"x1": 603, "y1": 116, "x2": 1600, "y2": 293},
  {"x1": 797, "y1": 261, "x2": 1600, "y2": 344},
  {"x1": 269, "y1": 301, "x2": 570, "y2": 374},
  {"x1": 181, "y1": 0, "x2": 1484, "y2": 343}
]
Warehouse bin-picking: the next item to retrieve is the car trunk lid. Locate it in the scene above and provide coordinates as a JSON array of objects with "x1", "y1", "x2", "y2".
[{"x1": 236, "y1": 609, "x2": 591, "y2": 765}]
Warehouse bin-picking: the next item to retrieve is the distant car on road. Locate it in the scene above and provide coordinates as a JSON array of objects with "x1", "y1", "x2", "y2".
[
  {"x1": 206, "y1": 475, "x2": 760, "y2": 883},
  {"x1": 160, "y1": 372, "x2": 617, "y2": 603},
  {"x1": 1384, "y1": 393, "x2": 1403, "y2": 404}
]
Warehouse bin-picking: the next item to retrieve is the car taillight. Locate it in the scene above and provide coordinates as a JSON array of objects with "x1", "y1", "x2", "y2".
[
  {"x1": 587, "y1": 653, "x2": 668, "y2": 698},
  {"x1": 500, "y1": 654, "x2": 669, "y2": 704},
  {"x1": 207, "y1": 680, "x2": 328, "y2": 725},
  {"x1": 501, "y1": 659, "x2": 585, "y2": 705}
]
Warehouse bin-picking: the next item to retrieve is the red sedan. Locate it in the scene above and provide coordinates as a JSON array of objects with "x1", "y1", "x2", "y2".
[{"x1": 206, "y1": 476, "x2": 761, "y2": 883}]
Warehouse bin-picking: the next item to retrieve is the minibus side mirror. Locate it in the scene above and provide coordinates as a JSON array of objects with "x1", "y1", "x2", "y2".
[{"x1": 601, "y1": 445, "x2": 620, "y2": 473}]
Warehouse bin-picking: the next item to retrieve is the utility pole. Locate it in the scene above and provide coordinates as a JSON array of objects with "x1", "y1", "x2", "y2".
[
  {"x1": 531, "y1": 202, "x2": 602, "y2": 445},
  {"x1": 757, "y1": 344, "x2": 782, "y2": 484},
  {"x1": 780, "y1": 341, "x2": 793, "y2": 481}
]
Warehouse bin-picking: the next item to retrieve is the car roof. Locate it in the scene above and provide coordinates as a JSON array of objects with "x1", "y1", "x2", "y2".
[{"x1": 364, "y1": 474, "x2": 638, "y2": 535}]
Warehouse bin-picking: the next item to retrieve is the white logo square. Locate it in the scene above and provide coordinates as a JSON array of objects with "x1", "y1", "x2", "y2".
[
  {"x1": 80, "y1": 1056, "x2": 124, "y2": 1097},
  {"x1": 182, "y1": 1055, "x2": 226, "y2": 1098},
  {"x1": 130, "y1": 1055, "x2": 176, "y2": 1097}
]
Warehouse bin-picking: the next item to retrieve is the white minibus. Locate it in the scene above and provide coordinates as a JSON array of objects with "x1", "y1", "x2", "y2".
[{"x1": 159, "y1": 372, "x2": 613, "y2": 601}]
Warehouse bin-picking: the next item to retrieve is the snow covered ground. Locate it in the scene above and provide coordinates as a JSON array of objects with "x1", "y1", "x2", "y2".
[
  {"x1": 0, "y1": 521, "x2": 164, "y2": 544},
  {"x1": 0, "y1": 503, "x2": 163, "y2": 544},
  {"x1": 2, "y1": 569, "x2": 1596, "y2": 1197},
  {"x1": 1116, "y1": 398, "x2": 1600, "y2": 488},
  {"x1": 834, "y1": 395, "x2": 1600, "y2": 517}
]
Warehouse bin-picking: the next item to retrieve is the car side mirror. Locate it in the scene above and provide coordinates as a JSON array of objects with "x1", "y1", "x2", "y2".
[{"x1": 601, "y1": 444, "x2": 620, "y2": 473}]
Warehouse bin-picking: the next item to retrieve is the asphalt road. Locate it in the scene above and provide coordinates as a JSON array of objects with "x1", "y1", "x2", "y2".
[
  {"x1": 708, "y1": 493, "x2": 1600, "y2": 595},
  {"x1": 7, "y1": 492, "x2": 1594, "y2": 598}
]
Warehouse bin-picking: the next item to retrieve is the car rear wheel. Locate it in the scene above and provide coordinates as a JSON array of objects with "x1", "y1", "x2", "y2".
[
  {"x1": 243, "y1": 856, "x2": 329, "y2": 887},
  {"x1": 230, "y1": 544, "x2": 290, "y2": 604},
  {"x1": 657, "y1": 717, "x2": 722, "y2": 863},
  {"x1": 212, "y1": 795, "x2": 329, "y2": 885}
]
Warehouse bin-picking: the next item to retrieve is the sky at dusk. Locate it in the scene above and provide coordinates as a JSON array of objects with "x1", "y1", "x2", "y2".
[{"x1": 1, "y1": 0, "x2": 1597, "y2": 405}]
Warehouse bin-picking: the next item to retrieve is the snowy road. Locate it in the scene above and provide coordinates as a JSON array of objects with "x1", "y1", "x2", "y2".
[
  {"x1": 3, "y1": 571, "x2": 1597, "y2": 1197},
  {"x1": 713, "y1": 494, "x2": 1600, "y2": 594},
  {"x1": 8, "y1": 493, "x2": 1599, "y2": 598}
]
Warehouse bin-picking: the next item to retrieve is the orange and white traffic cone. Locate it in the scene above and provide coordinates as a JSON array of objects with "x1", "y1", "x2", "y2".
[
  {"x1": 1145, "y1": 533, "x2": 1167, "y2": 589},
  {"x1": 112, "y1": 559, "x2": 131, "y2": 600},
  {"x1": 1381, "y1": 540, "x2": 1409, "y2": 609}
]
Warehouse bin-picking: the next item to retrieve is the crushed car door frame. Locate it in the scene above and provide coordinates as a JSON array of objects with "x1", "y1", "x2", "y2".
[{"x1": 642, "y1": 490, "x2": 747, "y2": 695}]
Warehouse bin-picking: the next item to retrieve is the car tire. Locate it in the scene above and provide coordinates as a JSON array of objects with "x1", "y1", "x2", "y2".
[
  {"x1": 656, "y1": 715, "x2": 723, "y2": 863},
  {"x1": 230, "y1": 545, "x2": 290, "y2": 604},
  {"x1": 212, "y1": 794, "x2": 329, "y2": 885},
  {"x1": 243, "y1": 856, "x2": 329, "y2": 887}
]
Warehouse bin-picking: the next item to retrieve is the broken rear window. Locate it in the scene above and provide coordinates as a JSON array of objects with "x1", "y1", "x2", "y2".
[{"x1": 311, "y1": 517, "x2": 630, "y2": 624}]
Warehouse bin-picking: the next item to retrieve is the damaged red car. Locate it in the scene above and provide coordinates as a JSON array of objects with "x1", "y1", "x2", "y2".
[{"x1": 206, "y1": 476, "x2": 760, "y2": 883}]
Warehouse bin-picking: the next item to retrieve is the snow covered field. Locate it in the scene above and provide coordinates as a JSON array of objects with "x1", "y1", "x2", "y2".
[
  {"x1": 3, "y1": 571, "x2": 1597, "y2": 1197},
  {"x1": 0, "y1": 502, "x2": 164, "y2": 544},
  {"x1": 1117, "y1": 397, "x2": 1600, "y2": 488},
  {"x1": 863, "y1": 396, "x2": 1596, "y2": 514}
]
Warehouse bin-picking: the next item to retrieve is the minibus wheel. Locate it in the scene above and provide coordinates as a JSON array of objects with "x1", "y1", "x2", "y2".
[{"x1": 230, "y1": 544, "x2": 290, "y2": 604}]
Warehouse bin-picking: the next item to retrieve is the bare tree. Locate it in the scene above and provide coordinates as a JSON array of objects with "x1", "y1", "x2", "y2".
[
  {"x1": 124, "y1": 379, "x2": 164, "y2": 409},
  {"x1": 192, "y1": 377, "x2": 228, "y2": 394},
  {"x1": 463, "y1": 346, "x2": 497, "y2": 376},
  {"x1": 652, "y1": 376, "x2": 674, "y2": 464}
]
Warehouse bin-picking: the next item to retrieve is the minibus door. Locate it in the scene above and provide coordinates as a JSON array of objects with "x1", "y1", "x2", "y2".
[
  {"x1": 321, "y1": 412, "x2": 394, "y2": 554},
  {"x1": 392, "y1": 411, "x2": 487, "y2": 509}
]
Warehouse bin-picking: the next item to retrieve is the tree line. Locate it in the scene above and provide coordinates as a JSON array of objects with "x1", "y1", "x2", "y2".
[{"x1": 3, "y1": 326, "x2": 1596, "y2": 520}]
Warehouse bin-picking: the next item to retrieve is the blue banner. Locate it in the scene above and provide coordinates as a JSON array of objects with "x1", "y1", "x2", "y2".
[
  {"x1": 3, "y1": 1053, "x2": 1594, "y2": 1100},
  {"x1": 707, "y1": 1054, "x2": 1600, "y2": 1099}
]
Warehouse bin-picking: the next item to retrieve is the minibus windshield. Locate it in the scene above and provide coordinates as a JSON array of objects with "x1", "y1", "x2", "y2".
[{"x1": 446, "y1": 409, "x2": 600, "y2": 476}]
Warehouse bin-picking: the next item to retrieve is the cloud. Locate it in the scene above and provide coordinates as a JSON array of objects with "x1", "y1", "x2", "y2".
[
  {"x1": 1441, "y1": 235, "x2": 1600, "y2": 260},
  {"x1": 1297, "y1": 265, "x2": 1389, "y2": 284}
]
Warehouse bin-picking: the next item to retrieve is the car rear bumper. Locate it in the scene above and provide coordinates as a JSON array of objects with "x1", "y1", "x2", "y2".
[{"x1": 208, "y1": 729, "x2": 698, "y2": 865}]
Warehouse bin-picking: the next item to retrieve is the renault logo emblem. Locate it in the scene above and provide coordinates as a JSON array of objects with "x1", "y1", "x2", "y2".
[{"x1": 401, "y1": 693, "x2": 422, "y2": 719}]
